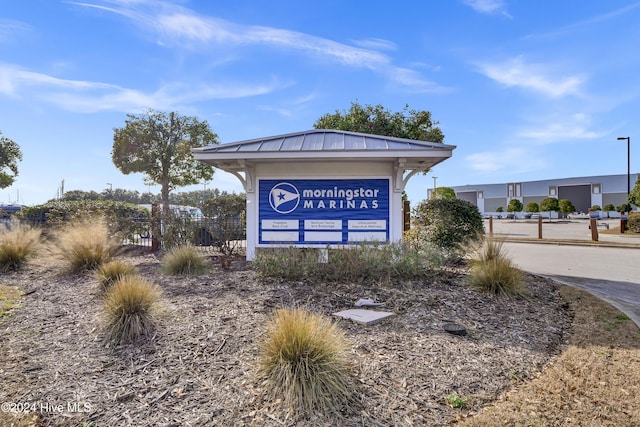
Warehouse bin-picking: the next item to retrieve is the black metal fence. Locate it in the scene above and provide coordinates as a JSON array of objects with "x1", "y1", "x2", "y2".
[{"x1": 1, "y1": 215, "x2": 247, "y2": 255}]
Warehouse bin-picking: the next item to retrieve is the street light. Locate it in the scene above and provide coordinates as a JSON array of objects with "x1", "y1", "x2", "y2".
[
  {"x1": 432, "y1": 176, "x2": 438, "y2": 199},
  {"x1": 617, "y1": 136, "x2": 631, "y2": 210}
]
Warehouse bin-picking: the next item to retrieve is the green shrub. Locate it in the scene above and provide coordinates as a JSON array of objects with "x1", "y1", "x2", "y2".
[
  {"x1": 525, "y1": 202, "x2": 539, "y2": 213},
  {"x1": 413, "y1": 198, "x2": 484, "y2": 251},
  {"x1": 0, "y1": 224, "x2": 41, "y2": 272},
  {"x1": 540, "y1": 197, "x2": 559, "y2": 214},
  {"x1": 96, "y1": 260, "x2": 137, "y2": 293},
  {"x1": 104, "y1": 275, "x2": 160, "y2": 345},
  {"x1": 628, "y1": 212, "x2": 640, "y2": 233},
  {"x1": 253, "y1": 243, "x2": 441, "y2": 284},
  {"x1": 257, "y1": 308, "x2": 357, "y2": 416},
  {"x1": 468, "y1": 238, "x2": 524, "y2": 296},
  {"x1": 507, "y1": 199, "x2": 523, "y2": 213},
  {"x1": 48, "y1": 218, "x2": 119, "y2": 272},
  {"x1": 161, "y1": 244, "x2": 209, "y2": 275}
]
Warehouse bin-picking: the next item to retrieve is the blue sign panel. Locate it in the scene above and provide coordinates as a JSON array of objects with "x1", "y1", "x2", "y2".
[{"x1": 258, "y1": 179, "x2": 390, "y2": 245}]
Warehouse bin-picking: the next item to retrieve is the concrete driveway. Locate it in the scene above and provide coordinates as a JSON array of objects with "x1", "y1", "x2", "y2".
[{"x1": 502, "y1": 242, "x2": 640, "y2": 328}]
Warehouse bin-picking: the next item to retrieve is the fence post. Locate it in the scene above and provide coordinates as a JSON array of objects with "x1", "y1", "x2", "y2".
[
  {"x1": 488, "y1": 216, "x2": 493, "y2": 236},
  {"x1": 538, "y1": 215, "x2": 543, "y2": 239},
  {"x1": 590, "y1": 218, "x2": 599, "y2": 241},
  {"x1": 151, "y1": 203, "x2": 161, "y2": 251}
]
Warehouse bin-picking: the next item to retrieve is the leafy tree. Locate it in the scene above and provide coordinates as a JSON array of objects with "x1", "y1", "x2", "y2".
[
  {"x1": 603, "y1": 203, "x2": 615, "y2": 218},
  {"x1": 525, "y1": 202, "x2": 539, "y2": 213},
  {"x1": 558, "y1": 199, "x2": 576, "y2": 218},
  {"x1": 629, "y1": 176, "x2": 640, "y2": 207},
  {"x1": 0, "y1": 131, "x2": 23, "y2": 189},
  {"x1": 616, "y1": 203, "x2": 631, "y2": 213},
  {"x1": 496, "y1": 206, "x2": 504, "y2": 213},
  {"x1": 112, "y1": 110, "x2": 219, "y2": 213},
  {"x1": 314, "y1": 102, "x2": 444, "y2": 143},
  {"x1": 507, "y1": 199, "x2": 523, "y2": 213},
  {"x1": 432, "y1": 186, "x2": 456, "y2": 200},
  {"x1": 60, "y1": 190, "x2": 102, "y2": 201},
  {"x1": 591, "y1": 205, "x2": 601, "y2": 211},
  {"x1": 540, "y1": 197, "x2": 559, "y2": 215}
]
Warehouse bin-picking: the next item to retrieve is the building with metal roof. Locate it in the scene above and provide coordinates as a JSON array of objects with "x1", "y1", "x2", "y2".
[
  {"x1": 193, "y1": 129, "x2": 455, "y2": 260},
  {"x1": 449, "y1": 173, "x2": 638, "y2": 217}
]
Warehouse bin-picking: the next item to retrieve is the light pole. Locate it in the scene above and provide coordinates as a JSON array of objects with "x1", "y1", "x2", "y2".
[
  {"x1": 617, "y1": 136, "x2": 631, "y2": 210},
  {"x1": 432, "y1": 176, "x2": 438, "y2": 199}
]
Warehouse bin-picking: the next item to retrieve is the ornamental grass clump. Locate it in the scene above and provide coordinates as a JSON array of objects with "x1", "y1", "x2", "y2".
[
  {"x1": 161, "y1": 244, "x2": 209, "y2": 275},
  {"x1": 0, "y1": 224, "x2": 41, "y2": 272},
  {"x1": 468, "y1": 238, "x2": 524, "y2": 296},
  {"x1": 49, "y1": 217, "x2": 119, "y2": 272},
  {"x1": 96, "y1": 260, "x2": 136, "y2": 293},
  {"x1": 257, "y1": 308, "x2": 357, "y2": 417},
  {"x1": 104, "y1": 275, "x2": 160, "y2": 345}
]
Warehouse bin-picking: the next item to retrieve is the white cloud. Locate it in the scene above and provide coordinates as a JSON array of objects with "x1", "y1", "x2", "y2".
[
  {"x1": 462, "y1": 0, "x2": 512, "y2": 17},
  {"x1": 75, "y1": 0, "x2": 449, "y2": 92},
  {"x1": 0, "y1": 63, "x2": 286, "y2": 113},
  {"x1": 516, "y1": 113, "x2": 610, "y2": 143},
  {"x1": 477, "y1": 56, "x2": 586, "y2": 97},
  {"x1": 465, "y1": 146, "x2": 547, "y2": 173},
  {"x1": 389, "y1": 68, "x2": 452, "y2": 93},
  {"x1": 352, "y1": 38, "x2": 397, "y2": 51},
  {"x1": 0, "y1": 19, "x2": 31, "y2": 43}
]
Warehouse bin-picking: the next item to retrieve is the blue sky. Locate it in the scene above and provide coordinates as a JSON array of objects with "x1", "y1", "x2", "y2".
[{"x1": 1, "y1": 0, "x2": 639, "y2": 206}]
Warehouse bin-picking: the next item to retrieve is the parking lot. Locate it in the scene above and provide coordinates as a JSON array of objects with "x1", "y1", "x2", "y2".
[{"x1": 485, "y1": 218, "x2": 640, "y2": 245}]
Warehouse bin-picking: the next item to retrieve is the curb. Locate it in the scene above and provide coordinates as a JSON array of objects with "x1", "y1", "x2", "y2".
[{"x1": 497, "y1": 237, "x2": 640, "y2": 249}]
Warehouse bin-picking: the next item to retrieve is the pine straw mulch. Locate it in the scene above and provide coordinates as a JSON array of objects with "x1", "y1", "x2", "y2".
[{"x1": 0, "y1": 248, "x2": 582, "y2": 427}]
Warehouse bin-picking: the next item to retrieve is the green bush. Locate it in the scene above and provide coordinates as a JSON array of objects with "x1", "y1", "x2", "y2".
[
  {"x1": 628, "y1": 212, "x2": 640, "y2": 233},
  {"x1": 257, "y1": 308, "x2": 357, "y2": 416},
  {"x1": 507, "y1": 199, "x2": 523, "y2": 213},
  {"x1": 413, "y1": 198, "x2": 484, "y2": 251},
  {"x1": 96, "y1": 260, "x2": 137, "y2": 293},
  {"x1": 161, "y1": 244, "x2": 209, "y2": 275},
  {"x1": 468, "y1": 238, "x2": 524, "y2": 296},
  {"x1": 540, "y1": 197, "x2": 559, "y2": 213},
  {"x1": 48, "y1": 218, "x2": 119, "y2": 272},
  {"x1": 525, "y1": 202, "x2": 539, "y2": 213},
  {"x1": 253, "y1": 242, "x2": 441, "y2": 284},
  {"x1": 0, "y1": 224, "x2": 41, "y2": 272},
  {"x1": 104, "y1": 275, "x2": 160, "y2": 345}
]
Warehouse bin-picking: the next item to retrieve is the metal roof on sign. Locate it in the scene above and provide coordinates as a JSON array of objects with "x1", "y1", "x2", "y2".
[{"x1": 195, "y1": 129, "x2": 454, "y2": 154}]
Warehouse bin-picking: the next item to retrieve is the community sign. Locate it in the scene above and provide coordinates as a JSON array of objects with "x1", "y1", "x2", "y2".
[{"x1": 258, "y1": 178, "x2": 390, "y2": 245}]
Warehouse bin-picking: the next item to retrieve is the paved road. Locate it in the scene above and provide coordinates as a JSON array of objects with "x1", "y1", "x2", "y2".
[{"x1": 503, "y1": 242, "x2": 640, "y2": 328}]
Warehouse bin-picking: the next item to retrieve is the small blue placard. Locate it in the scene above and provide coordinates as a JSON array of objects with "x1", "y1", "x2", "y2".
[{"x1": 258, "y1": 178, "x2": 390, "y2": 245}]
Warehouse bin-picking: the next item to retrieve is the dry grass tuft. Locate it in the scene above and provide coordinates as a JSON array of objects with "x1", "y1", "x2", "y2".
[
  {"x1": 468, "y1": 238, "x2": 524, "y2": 295},
  {"x1": 161, "y1": 244, "x2": 209, "y2": 275},
  {"x1": 48, "y1": 217, "x2": 119, "y2": 272},
  {"x1": 104, "y1": 275, "x2": 160, "y2": 345},
  {"x1": 257, "y1": 307, "x2": 358, "y2": 417},
  {"x1": 0, "y1": 224, "x2": 41, "y2": 272},
  {"x1": 96, "y1": 260, "x2": 137, "y2": 293}
]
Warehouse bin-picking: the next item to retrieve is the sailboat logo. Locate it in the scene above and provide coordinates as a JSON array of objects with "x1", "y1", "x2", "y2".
[{"x1": 269, "y1": 182, "x2": 300, "y2": 214}]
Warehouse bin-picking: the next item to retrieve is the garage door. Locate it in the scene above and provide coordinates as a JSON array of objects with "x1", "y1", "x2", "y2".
[
  {"x1": 457, "y1": 191, "x2": 477, "y2": 206},
  {"x1": 558, "y1": 184, "x2": 590, "y2": 213}
]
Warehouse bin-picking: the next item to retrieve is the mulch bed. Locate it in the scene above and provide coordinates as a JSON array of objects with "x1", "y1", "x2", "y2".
[{"x1": 0, "y1": 249, "x2": 572, "y2": 426}]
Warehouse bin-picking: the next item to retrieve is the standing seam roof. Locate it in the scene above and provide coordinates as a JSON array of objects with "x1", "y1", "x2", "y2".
[{"x1": 199, "y1": 129, "x2": 453, "y2": 153}]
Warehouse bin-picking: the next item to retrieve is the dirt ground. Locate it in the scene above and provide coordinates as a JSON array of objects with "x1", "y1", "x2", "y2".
[{"x1": 0, "y1": 249, "x2": 638, "y2": 426}]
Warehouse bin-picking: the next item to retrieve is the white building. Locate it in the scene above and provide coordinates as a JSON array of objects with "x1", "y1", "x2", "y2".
[{"x1": 447, "y1": 173, "x2": 638, "y2": 216}]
